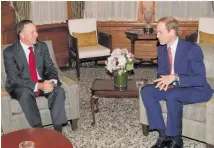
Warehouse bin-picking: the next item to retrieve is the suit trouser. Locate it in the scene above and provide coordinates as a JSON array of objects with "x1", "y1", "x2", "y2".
[
  {"x1": 11, "y1": 86, "x2": 68, "y2": 127},
  {"x1": 141, "y1": 84, "x2": 209, "y2": 136}
]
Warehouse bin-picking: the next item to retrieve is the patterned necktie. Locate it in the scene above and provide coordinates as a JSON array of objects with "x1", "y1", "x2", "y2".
[
  {"x1": 28, "y1": 46, "x2": 40, "y2": 96},
  {"x1": 168, "y1": 47, "x2": 172, "y2": 74}
]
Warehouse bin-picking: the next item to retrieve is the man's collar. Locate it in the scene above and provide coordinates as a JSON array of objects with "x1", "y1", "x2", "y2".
[
  {"x1": 168, "y1": 37, "x2": 179, "y2": 51},
  {"x1": 20, "y1": 40, "x2": 32, "y2": 49}
]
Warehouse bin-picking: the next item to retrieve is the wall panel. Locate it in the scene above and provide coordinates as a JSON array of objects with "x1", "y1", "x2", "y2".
[
  {"x1": 1, "y1": 2, "x2": 198, "y2": 67},
  {"x1": 97, "y1": 21, "x2": 198, "y2": 61}
]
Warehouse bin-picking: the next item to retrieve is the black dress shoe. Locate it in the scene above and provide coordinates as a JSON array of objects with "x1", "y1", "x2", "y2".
[
  {"x1": 151, "y1": 136, "x2": 171, "y2": 148},
  {"x1": 33, "y1": 123, "x2": 43, "y2": 128},
  {"x1": 168, "y1": 137, "x2": 183, "y2": 148}
]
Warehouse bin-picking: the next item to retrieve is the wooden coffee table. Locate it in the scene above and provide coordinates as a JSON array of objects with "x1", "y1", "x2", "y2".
[
  {"x1": 90, "y1": 79, "x2": 147, "y2": 126},
  {"x1": 1, "y1": 128, "x2": 73, "y2": 148}
]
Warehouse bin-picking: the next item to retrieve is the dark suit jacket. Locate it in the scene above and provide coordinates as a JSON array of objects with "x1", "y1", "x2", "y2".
[
  {"x1": 157, "y1": 38, "x2": 213, "y2": 101},
  {"x1": 3, "y1": 41, "x2": 61, "y2": 94}
]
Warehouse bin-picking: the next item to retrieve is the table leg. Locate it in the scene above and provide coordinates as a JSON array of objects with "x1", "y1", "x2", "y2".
[
  {"x1": 131, "y1": 39, "x2": 135, "y2": 55},
  {"x1": 94, "y1": 97, "x2": 99, "y2": 113},
  {"x1": 90, "y1": 95, "x2": 96, "y2": 126}
]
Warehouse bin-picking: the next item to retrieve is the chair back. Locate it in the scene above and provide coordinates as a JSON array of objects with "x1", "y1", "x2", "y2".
[
  {"x1": 1, "y1": 44, "x2": 9, "y2": 88},
  {"x1": 44, "y1": 40, "x2": 63, "y2": 78},
  {"x1": 199, "y1": 44, "x2": 214, "y2": 78},
  {"x1": 68, "y1": 18, "x2": 98, "y2": 40},
  {"x1": 197, "y1": 17, "x2": 214, "y2": 43}
]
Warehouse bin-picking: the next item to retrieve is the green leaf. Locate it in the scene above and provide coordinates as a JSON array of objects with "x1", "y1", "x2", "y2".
[{"x1": 126, "y1": 61, "x2": 133, "y2": 71}]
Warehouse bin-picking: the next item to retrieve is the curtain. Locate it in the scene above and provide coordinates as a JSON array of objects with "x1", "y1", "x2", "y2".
[
  {"x1": 12, "y1": 1, "x2": 31, "y2": 23},
  {"x1": 84, "y1": 1, "x2": 138, "y2": 21},
  {"x1": 212, "y1": 1, "x2": 214, "y2": 12},
  {"x1": 30, "y1": 1, "x2": 67, "y2": 25},
  {"x1": 71, "y1": 1, "x2": 85, "y2": 19},
  {"x1": 155, "y1": 1, "x2": 214, "y2": 21}
]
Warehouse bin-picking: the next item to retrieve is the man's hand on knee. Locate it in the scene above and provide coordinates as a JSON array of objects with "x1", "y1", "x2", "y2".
[
  {"x1": 38, "y1": 80, "x2": 54, "y2": 93},
  {"x1": 44, "y1": 80, "x2": 54, "y2": 93},
  {"x1": 153, "y1": 74, "x2": 176, "y2": 91}
]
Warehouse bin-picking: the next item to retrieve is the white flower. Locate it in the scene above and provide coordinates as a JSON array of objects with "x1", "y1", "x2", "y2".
[{"x1": 105, "y1": 48, "x2": 135, "y2": 74}]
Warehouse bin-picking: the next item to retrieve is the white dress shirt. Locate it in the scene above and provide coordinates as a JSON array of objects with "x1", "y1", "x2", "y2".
[
  {"x1": 20, "y1": 41, "x2": 57, "y2": 92},
  {"x1": 167, "y1": 37, "x2": 179, "y2": 75},
  {"x1": 20, "y1": 41, "x2": 42, "y2": 92}
]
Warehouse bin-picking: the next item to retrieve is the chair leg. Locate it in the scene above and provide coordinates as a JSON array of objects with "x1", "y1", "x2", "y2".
[
  {"x1": 206, "y1": 143, "x2": 214, "y2": 148},
  {"x1": 142, "y1": 124, "x2": 149, "y2": 136},
  {"x1": 76, "y1": 58, "x2": 80, "y2": 79},
  {"x1": 68, "y1": 52, "x2": 72, "y2": 69},
  {"x1": 70, "y1": 119, "x2": 78, "y2": 131}
]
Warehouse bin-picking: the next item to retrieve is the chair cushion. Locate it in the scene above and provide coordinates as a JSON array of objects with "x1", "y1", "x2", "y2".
[
  {"x1": 199, "y1": 31, "x2": 214, "y2": 44},
  {"x1": 159, "y1": 77, "x2": 214, "y2": 123},
  {"x1": 73, "y1": 30, "x2": 98, "y2": 47},
  {"x1": 11, "y1": 96, "x2": 48, "y2": 114},
  {"x1": 161, "y1": 101, "x2": 207, "y2": 122},
  {"x1": 160, "y1": 78, "x2": 214, "y2": 122},
  {"x1": 11, "y1": 91, "x2": 71, "y2": 114},
  {"x1": 79, "y1": 44, "x2": 110, "y2": 59}
]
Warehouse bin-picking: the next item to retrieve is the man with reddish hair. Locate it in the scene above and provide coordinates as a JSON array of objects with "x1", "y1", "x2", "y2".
[{"x1": 141, "y1": 16, "x2": 213, "y2": 148}]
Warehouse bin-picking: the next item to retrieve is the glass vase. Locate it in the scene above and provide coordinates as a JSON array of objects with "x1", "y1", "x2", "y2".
[{"x1": 114, "y1": 72, "x2": 128, "y2": 91}]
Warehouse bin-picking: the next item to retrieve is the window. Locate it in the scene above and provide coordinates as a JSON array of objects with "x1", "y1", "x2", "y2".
[
  {"x1": 84, "y1": 1, "x2": 138, "y2": 21},
  {"x1": 30, "y1": 1, "x2": 67, "y2": 25},
  {"x1": 155, "y1": 1, "x2": 214, "y2": 21}
]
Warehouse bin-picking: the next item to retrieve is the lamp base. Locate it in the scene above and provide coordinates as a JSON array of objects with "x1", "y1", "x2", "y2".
[{"x1": 143, "y1": 27, "x2": 153, "y2": 34}]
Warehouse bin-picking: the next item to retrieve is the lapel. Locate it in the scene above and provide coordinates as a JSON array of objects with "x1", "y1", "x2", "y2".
[
  {"x1": 15, "y1": 41, "x2": 42, "y2": 77},
  {"x1": 33, "y1": 43, "x2": 41, "y2": 70},
  {"x1": 174, "y1": 38, "x2": 185, "y2": 73}
]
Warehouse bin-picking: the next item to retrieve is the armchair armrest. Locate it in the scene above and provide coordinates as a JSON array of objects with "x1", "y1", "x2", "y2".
[
  {"x1": 2, "y1": 87, "x2": 9, "y2": 97},
  {"x1": 68, "y1": 34, "x2": 78, "y2": 57},
  {"x1": 185, "y1": 30, "x2": 198, "y2": 43},
  {"x1": 206, "y1": 96, "x2": 214, "y2": 145},
  {"x1": 1, "y1": 87, "x2": 12, "y2": 134},
  {"x1": 60, "y1": 74, "x2": 80, "y2": 118},
  {"x1": 139, "y1": 80, "x2": 150, "y2": 125},
  {"x1": 97, "y1": 30, "x2": 112, "y2": 51}
]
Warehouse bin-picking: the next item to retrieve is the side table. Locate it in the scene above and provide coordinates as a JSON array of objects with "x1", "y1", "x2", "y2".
[
  {"x1": 90, "y1": 79, "x2": 147, "y2": 126},
  {"x1": 125, "y1": 28, "x2": 158, "y2": 64},
  {"x1": 1, "y1": 128, "x2": 73, "y2": 148}
]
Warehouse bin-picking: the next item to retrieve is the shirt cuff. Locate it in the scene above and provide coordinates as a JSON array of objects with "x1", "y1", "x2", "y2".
[
  {"x1": 175, "y1": 74, "x2": 180, "y2": 86},
  {"x1": 34, "y1": 82, "x2": 39, "y2": 92}
]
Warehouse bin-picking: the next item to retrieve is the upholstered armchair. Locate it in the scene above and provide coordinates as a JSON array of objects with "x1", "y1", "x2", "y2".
[
  {"x1": 140, "y1": 17, "x2": 214, "y2": 147},
  {"x1": 67, "y1": 18, "x2": 112, "y2": 79},
  {"x1": 139, "y1": 43, "x2": 214, "y2": 147},
  {"x1": 186, "y1": 17, "x2": 214, "y2": 43},
  {"x1": 1, "y1": 40, "x2": 80, "y2": 134}
]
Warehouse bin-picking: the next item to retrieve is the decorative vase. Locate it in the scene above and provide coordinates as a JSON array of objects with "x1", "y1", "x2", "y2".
[
  {"x1": 114, "y1": 72, "x2": 128, "y2": 91},
  {"x1": 143, "y1": 8, "x2": 153, "y2": 34}
]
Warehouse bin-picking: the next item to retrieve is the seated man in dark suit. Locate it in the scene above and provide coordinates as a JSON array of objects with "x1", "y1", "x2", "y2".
[
  {"x1": 3, "y1": 20, "x2": 68, "y2": 133},
  {"x1": 141, "y1": 16, "x2": 213, "y2": 148}
]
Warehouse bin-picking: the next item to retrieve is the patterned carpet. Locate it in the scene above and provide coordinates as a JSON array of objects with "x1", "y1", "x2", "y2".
[{"x1": 59, "y1": 66, "x2": 205, "y2": 148}]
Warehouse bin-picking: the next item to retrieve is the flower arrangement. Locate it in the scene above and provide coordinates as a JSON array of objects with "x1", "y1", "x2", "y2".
[{"x1": 105, "y1": 48, "x2": 135, "y2": 75}]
